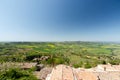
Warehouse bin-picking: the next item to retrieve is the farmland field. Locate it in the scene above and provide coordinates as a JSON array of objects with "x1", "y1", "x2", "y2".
[{"x1": 0, "y1": 42, "x2": 120, "y2": 67}]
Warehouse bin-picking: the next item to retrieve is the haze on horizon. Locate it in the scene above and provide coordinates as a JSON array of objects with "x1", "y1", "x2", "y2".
[{"x1": 0, "y1": 0, "x2": 120, "y2": 42}]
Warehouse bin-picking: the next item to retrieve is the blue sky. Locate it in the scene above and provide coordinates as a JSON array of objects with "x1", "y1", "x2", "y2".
[{"x1": 0, "y1": 0, "x2": 120, "y2": 41}]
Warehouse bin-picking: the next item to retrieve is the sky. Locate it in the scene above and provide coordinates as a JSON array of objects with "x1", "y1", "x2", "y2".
[{"x1": 0, "y1": 0, "x2": 120, "y2": 41}]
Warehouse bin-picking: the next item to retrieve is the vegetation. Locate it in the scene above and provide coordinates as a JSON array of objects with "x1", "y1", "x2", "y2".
[
  {"x1": 1, "y1": 42, "x2": 120, "y2": 66},
  {"x1": 0, "y1": 68, "x2": 37, "y2": 80}
]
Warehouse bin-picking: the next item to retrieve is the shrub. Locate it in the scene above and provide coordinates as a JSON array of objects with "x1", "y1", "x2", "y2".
[
  {"x1": 84, "y1": 62, "x2": 92, "y2": 68},
  {"x1": 0, "y1": 68, "x2": 37, "y2": 80}
]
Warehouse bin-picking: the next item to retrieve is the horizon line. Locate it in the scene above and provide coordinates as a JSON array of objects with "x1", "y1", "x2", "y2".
[{"x1": 0, "y1": 40, "x2": 120, "y2": 43}]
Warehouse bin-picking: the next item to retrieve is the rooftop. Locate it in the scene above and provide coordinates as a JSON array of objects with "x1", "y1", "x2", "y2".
[{"x1": 46, "y1": 64, "x2": 120, "y2": 80}]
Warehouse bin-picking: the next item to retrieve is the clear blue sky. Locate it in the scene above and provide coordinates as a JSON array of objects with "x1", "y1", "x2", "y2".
[{"x1": 0, "y1": 0, "x2": 120, "y2": 41}]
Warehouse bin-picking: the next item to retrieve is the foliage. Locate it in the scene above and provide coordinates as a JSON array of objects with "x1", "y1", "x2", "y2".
[
  {"x1": 84, "y1": 61, "x2": 92, "y2": 68},
  {"x1": 0, "y1": 68, "x2": 37, "y2": 80}
]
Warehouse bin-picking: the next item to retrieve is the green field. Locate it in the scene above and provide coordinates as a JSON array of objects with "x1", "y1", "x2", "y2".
[{"x1": 0, "y1": 42, "x2": 120, "y2": 67}]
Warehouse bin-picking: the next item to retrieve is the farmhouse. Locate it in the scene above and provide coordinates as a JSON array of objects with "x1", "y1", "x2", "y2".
[{"x1": 19, "y1": 62, "x2": 37, "y2": 70}]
